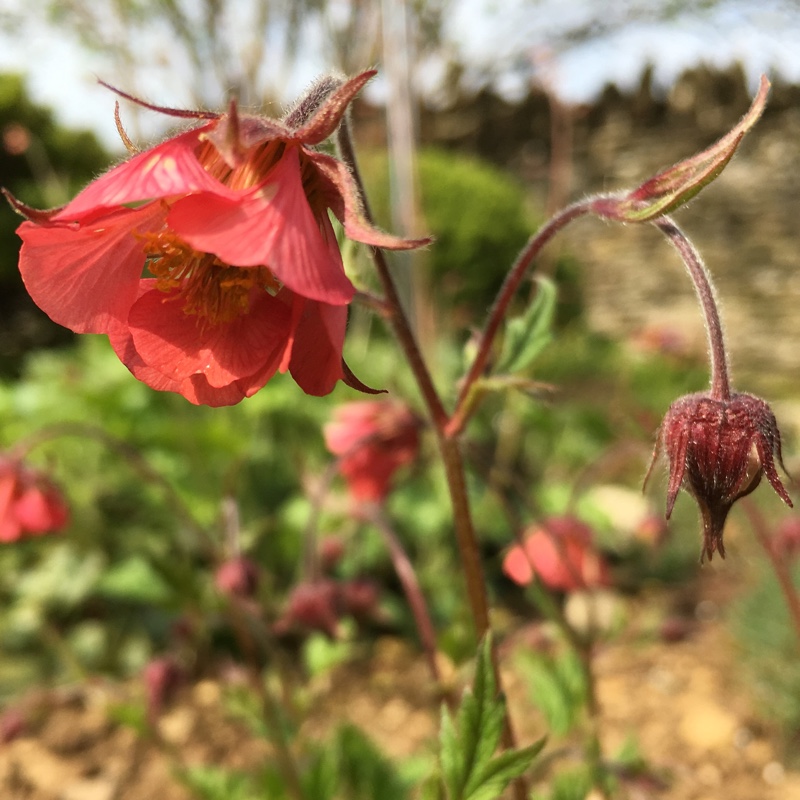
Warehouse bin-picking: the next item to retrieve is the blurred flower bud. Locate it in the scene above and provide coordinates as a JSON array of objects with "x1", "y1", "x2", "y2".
[
  {"x1": 143, "y1": 657, "x2": 182, "y2": 724},
  {"x1": 503, "y1": 515, "x2": 610, "y2": 592},
  {"x1": 273, "y1": 580, "x2": 341, "y2": 639},
  {"x1": 324, "y1": 400, "x2": 421, "y2": 502},
  {"x1": 0, "y1": 457, "x2": 69, "y2": 543},
  {"x1": 339, "y1": 578, "x2": 380, "y2": 621},
  {"x1": 214, "y1": 556, "x2": 259, "y2": 599}
]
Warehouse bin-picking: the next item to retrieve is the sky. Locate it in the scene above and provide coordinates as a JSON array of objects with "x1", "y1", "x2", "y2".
[{"x1": 2, "y1": 0, "x2": 800, "y2": 148}]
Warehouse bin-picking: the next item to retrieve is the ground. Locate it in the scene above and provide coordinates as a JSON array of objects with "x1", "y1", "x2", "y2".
[{"x1": 1, "y1": 572, "x2": 798, "y2": 800}]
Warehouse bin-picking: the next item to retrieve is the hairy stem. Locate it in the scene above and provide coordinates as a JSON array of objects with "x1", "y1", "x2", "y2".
[
  {"x1": 653, "y1": 217, "x2": 732, "y2": 400},
  {"x1": 336, "y1": 117, "x2": 526, "y2": 798},
  {"x1": 365, "y1": 503, "x2": 444, "y2": 688},
  {"x1": 447, "y1": 199, "x2": 593, "y2": 437}
]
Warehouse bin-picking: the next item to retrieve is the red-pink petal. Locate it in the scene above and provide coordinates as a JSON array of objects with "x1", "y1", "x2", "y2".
[
  {"x1": 14, "y1": 487, "x2": 68, "y2": 533},
  {"x1": 126, "y1": 284, "x2": 291, "y2": 388},
  {"x1": 287, "y1": 298, "x2": 346, "y2": 396},
  {"x1": 0, "y1": 474, "x2": 19, "y2": 543},
  {"x1": 109, "y1": 314, "x2": 255, "y2": 407},
  {"x1": 54, "y1": 126, "x2": 221, "y2": 218},
  {"x1": 0, "y1": 517, "x2": 22, "y2": 543},
  {"x1": 18, "y1": 203, "x2": 165, "y2": 333},
  {"x1": 167, "y1": 146, "x2": 355, "y2": 305},
  {"x1": 502, "y1": 545, "x2": 535, "y2": 586}
]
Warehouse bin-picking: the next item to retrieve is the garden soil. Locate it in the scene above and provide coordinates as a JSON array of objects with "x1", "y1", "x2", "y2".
[{"x1": 1, "y1": 570, "x2": 798, "y2": 800}]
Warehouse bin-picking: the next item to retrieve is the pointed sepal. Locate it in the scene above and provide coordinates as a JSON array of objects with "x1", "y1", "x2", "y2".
[{"x1": 592, "y1": 74, "x2": 770, "y2": 223}]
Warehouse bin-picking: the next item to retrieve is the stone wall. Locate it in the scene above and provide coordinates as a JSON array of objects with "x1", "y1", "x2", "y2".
[{"x1": 362, "y1": 65, "x2": 800, "y2": 395}]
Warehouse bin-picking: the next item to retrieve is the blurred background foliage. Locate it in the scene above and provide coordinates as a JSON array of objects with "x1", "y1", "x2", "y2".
[
  {"x1": 0, "y1": 73, "x2": 109, "y2": 375},
  {"x1": 1, "y1": 1, "x2": 800, "y2": 784}
]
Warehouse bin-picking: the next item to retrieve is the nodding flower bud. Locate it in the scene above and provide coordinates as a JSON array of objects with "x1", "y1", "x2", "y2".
[
  {"x1": 646, "y1": 391, "x2": 793, "y2": 562},
  {"x1": 214, "y1": 557, "x2": 260, "y2": 599}
]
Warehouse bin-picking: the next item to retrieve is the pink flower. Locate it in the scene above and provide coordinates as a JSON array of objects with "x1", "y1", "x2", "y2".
[
  {"x1": 323, "y1": 400, "x2": 421, "y2": 502},
  {"x1": 0, "y1": 458, "x2": 69, "y2": 543},
  {"x1": 503, "y1": 516, "x2": 610, "y2": 592},
  {"x1": 6, "y1": 72, "x2": 428, "y2": 406}
]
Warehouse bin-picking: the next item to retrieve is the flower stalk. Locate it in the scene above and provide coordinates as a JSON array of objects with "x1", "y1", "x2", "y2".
[{"x1": 653, "y1": 217, "x2": 731, "y2": 400}]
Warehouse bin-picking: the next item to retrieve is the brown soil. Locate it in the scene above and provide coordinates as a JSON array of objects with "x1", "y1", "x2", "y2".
[{"x1": 1, "y1": 577, "x2": 798, "y2": 800}]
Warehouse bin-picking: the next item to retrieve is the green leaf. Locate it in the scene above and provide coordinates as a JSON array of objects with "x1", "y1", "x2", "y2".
[
  {"x1": 466, "y1": 741, "x2": 546, "y2": 800},
  {"x1": 549, "y1": 767, "x2": 593, "y2": 800},
  {"x1": 439, "y1": 636, "x2": 542, "y2": 800},
  {"x1": 496, "y1": 276, "x2": 557, "y2": 374},
  {"x1": 178, "y1": 765, "x2": 258, "y2": 800},
  {"x1": 516, "y1": 650, "x2": 586, "y2": 737},
  {"x1": 94, "y1": 556, "x2": 173, "y2": 605},
  {"x1": 592, "y1": 74, "x2": 769, "y2": 222}
]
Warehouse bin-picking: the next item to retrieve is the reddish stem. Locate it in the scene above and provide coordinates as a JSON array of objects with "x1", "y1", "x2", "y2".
[
  {"x1": 336, "y1": 119, "x2": 525, "y2": 795},
  {"x1": 653, "y1": 217, "x2": 732, "y2": 401},
  {"x1": 365, "y1": 503, "x2": 443, "y2": 686},
  {"x1": 447, "y1": 200, "x2": 593, "y2": 437}
]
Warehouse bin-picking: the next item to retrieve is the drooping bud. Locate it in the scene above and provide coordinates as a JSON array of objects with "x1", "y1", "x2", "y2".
[
  {"x1": 214, "y1": 557, "x2": 260, "y2": 599},
  {"x1": 647, "y1": 391, "x2": 793, "y2": 561},
  {"x1": 324, "y1": 400, "x2": 422, "y2": 503},
  {"x1": 143, "y1": 657, "x2": 182, "y2": 725}
]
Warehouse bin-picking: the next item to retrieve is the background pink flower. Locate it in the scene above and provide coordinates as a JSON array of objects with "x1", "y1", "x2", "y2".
[
  {"x1": 324, "y1": 400, "x2": 421, "y2": 502},
  {"x1": 503, "y1": 516, "x2": 610, "y2": 592},
  {"x1": 0, "y1": 458, "x2": 69, "y2": 543}
]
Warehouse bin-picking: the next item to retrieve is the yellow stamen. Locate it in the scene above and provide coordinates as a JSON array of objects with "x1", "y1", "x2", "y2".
[{"x1": 140, "y1": 229, "x2": 280, "y2": 326}]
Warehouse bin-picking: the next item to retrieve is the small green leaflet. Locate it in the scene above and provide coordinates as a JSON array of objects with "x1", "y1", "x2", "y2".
[
  {"x1": 496, "y1": 276, "x2": 557, "y2": 375},
  {"x1": 439, "y1": 636, "x2": 545, "y2": 800}
]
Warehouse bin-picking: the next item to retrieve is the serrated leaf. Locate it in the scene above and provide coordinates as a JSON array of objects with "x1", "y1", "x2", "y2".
[
  {"x1": 592, "y1": 74, "x2": 769, "y2": 222},
  {"x1": 439, "y1": 636, "x2": 543, "y2": 800},
  {"x1": 440, "y1": 705, "x2": 462, "y2": 798},
  {"x1": 496, "y1": 276, "x2": 557, "y2": 374},
  {"x1": 465, "y1": 740, "x2": 546, "y2": 800}
]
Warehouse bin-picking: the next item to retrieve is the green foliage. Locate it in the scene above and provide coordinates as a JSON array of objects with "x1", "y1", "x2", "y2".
[
  {"x1": 438, "y1": 636, "x2": 544, "y2": 800},
  {"x1": 0, "y1": 73, "x2": 111, "y2": 375},
  {"x1": 179, "y1": 765, "x2": 262, "y2": 800},
  {"x1": 179, "y1": 724, "x2": 412, "y2": 800},
  {"x1": 496, "y1": 276, "x2": 557, "y2": 376},
  {"x1": 515, "y1": 648, "x2": 587, "y2": 737},
  {"x1": 730, "y1": 561, "x2": 800, "y2": 736},
  {"x1": 359, "y1": 148, "x2": 535, "y2": 312}
]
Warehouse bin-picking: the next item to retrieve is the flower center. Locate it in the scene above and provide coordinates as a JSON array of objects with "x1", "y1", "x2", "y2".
[{"x1": 142, "y1": 228, "x2": 280, "y2": 325}]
